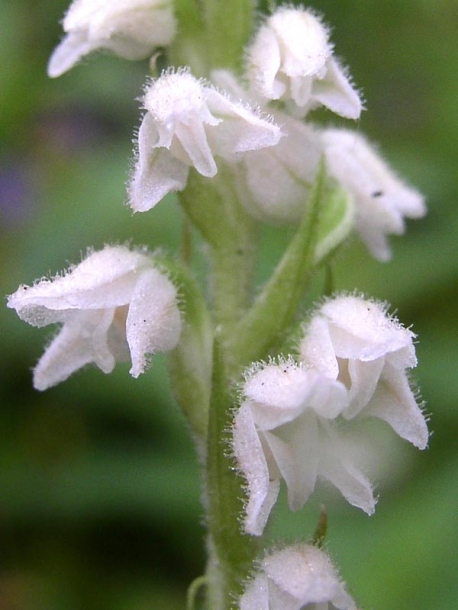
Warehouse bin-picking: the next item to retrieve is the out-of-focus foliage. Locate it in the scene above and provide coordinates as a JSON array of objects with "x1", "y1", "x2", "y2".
[{"x1": 1, "y1": 1, "x2": 457, "y2": 608}]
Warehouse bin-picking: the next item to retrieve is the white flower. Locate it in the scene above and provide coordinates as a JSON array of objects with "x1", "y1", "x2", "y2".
[
  {"x1": 246, "y1": 7, "x2": 362, "y2": 119},
  {"x1": 129, "y1": 69, "x2": 282, "y2": 212},
  {"x1": 210, "y1": 70, "x2": 321, "y2": 224},
  {"x1": 300, "y1": 295, "x2": 429, "y2": 449},
  {"x1": 321, "y1": 128, "x2": 426, "y2": 260},
  {"x1": 7, "y1": 245, "x2": 181, "y2": 390},
  {"x1": 239, "y1": 544, "x2": 357, "y2": 610},
  {"x1": 48, "y1": 0, "x2": 176, "y2": 78},
  {"x1": 233, "y1": 111, "x2": 322, "y2": 223},
  {"x1": 233, "y1": 360, "x2": 375, "y2": 536}
]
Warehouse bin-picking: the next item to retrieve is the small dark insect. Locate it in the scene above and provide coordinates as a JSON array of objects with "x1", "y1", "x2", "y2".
[{"x1": 371, "y1": 190, "x2": 383, "y2": 198}]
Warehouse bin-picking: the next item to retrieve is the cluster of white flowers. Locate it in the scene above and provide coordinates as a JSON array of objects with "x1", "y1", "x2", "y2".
[
  {"x1": 7, "y1": 2, "x2": 430, "y2": 609},
  {"x1": 233, "y1": 295, "x2": 428, "y2": 535},
  {"x1": 7, "y1": 246, "x2": 181, "y2": 390},
  {"x1": 45, "y1": 0, "x2": 426, "y2": 259}
]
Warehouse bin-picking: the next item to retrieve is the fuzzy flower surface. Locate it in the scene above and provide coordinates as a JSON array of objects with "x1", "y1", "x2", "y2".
[
  {"x1": 239, "y1": 544, "x2": 357, "y2": 610},
  {"x1": 300, "y1": 295, "x2": 428, "y2": 449},
  {"x1": 322, "y1": 128, "x2": 426, "y2": 260},
  {"x1": 247, "y1": 6, "x2": 362, "y2": 119},
  {"x1": 129, "y1": 69, "x2": 282, "y2": 211},
  {"x1": 7, "y1": 245, "x2": 181, "y2": 390},
  {"x1": 210, "y1": 70, "x2": 322, "y2": 223},
  {"x1": 48, "y1": 0, "x2": 176, "y2": 78},
  {"x1": 233, "y1": 360, "x2": 375, "y2": 536},
  {"x1": 233, "y1": 111, "x2": 322, "y2": 223}
]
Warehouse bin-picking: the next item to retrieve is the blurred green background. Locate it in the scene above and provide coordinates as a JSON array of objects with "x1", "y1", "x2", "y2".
[{"x1": 1, "y1": 1, "x2": 457, "y2": 608}]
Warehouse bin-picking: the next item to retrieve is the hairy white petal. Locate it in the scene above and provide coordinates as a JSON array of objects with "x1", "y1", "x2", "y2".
[
  {"x1": 233, "y1": 403, "x2": 280, "y2": 536},
  {"x1": 364, "y1": 364, "x2": 429, "y2": 449},
  {"x1": 309, "y1": 57, "x2": 362, "y2": 119},
  {"x1": 127, "y1": 268, "x2": 182, "y2": 377}
]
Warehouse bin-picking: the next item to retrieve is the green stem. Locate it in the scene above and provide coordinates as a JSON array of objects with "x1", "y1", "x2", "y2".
[
  {"x1": 205, "y1": 340, "x2": 259, "y2": 610},
  {"x1": 229, "y1": 160, "x2": 328, "y2": 367},
  {"x1": 201, "y1": 0, "x2": 255, "y2": 70},
  {"x1": 158, "y1": 257, "x2": 213, "y2": 442},
  {"x1": 178, "y1": 170, "x2": 258, "y2": 372},
  {"x1": 169, "y1": 0, "x2": 208, "y2": 76}
]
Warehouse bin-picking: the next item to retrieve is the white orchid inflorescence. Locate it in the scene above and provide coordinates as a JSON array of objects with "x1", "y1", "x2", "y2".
[{"x1": 8, "y1": 2, "x2": 431, "y2": 609}]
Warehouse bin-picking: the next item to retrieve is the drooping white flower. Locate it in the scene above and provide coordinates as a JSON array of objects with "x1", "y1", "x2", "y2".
[
  {"x1": 48, "y1": 0, "x2": 176, "y2": 78},
  {"x1": 246, "y1": 7, "x2": 362, "y2": 119},
  {"x1": 239, "y1": 544, "x2": 357, "y2": 610},
  {"x1": 209, "y1": 70, "x2": 321, "y2": 224},
  {"x1": 233, "y1": 111, "x2": 322, "y2": 223},
  {"x1": 321, "y1": 128, "x2": 426, "y2": 260},
  {"x1": 300, "y1": 295, "x2": 429, "y2": 449},
  {"x1": 7, "y1": 245, "x2": 181, "y2": 390},
  {"x1": 233, "y1": 360, "x2": 375, "y2": 536},
  {"x1": 129, "y1": 69, "x2": 282, "y2": 212}
]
